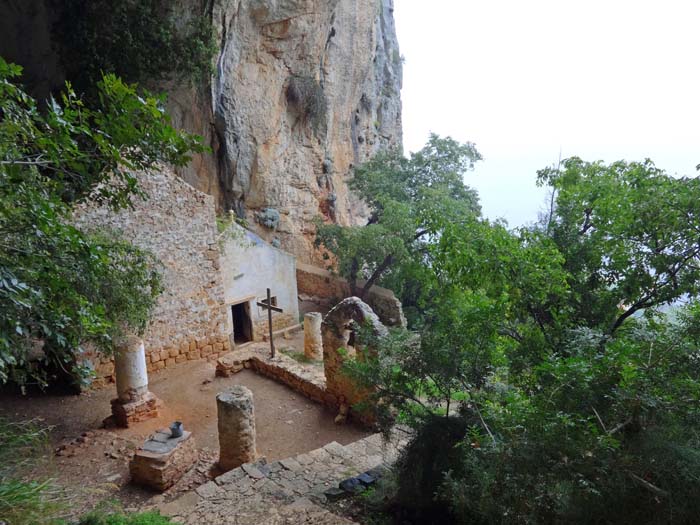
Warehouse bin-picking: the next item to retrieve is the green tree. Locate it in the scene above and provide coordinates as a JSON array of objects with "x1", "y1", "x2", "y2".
[
  {"x1": 346, "y1": 158, "x2": 700, "y2": 523},
  {"x1": 0, "y1": 58, "x2": 203, "y2": 387},
  {"x1": 315, "y1": 134, "x2": 481, "y2": 317}
]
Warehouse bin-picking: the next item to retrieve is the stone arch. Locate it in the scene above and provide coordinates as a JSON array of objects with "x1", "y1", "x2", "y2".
[{"x1": 321, "y1": 297, "x2": 388, "y2": 421}]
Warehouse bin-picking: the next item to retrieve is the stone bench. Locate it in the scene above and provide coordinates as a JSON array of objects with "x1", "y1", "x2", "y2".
[{"x1": 129, "y1": 428, "x2": 197, "y2": 491}]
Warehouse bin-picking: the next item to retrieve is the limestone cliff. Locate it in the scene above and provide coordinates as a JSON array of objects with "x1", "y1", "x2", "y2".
[
  {"x1": 0, "y1": 0, "x2": 403, "y2": 262},
  {"x1": 170, "y1": 0, "x2": 403, "y2": 261}
]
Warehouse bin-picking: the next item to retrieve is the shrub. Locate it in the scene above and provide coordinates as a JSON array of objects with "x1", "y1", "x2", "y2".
[
  {"x1": 285, "y1": 75, "x2": 328, "y2": 136},
  {"x1": 391, "y1": 416, "x2": 469, "y2": 523},
  {"x1": 0, "y1": 58, "x2": 201, "y2": 387},
  {"x1": 51, "y1": 0, "x2": 216, "y2": 99}
]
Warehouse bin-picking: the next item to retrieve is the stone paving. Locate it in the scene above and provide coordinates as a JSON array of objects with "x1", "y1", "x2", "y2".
[
  {"x1": 149, "y1": 339, "x2": 409, "y2": 523},
  {"x1": 158, "y1": 430, "x2": 409, "y2": 524}
]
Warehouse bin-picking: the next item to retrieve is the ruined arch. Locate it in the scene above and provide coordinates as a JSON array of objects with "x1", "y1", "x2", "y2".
[{"x1": 321, "y1": 297, "x2": 388, "y2": 420}]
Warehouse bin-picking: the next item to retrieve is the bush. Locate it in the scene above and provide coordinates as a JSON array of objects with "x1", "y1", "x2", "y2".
[
  {"x1": 340, "y1": 155, "x2": 700, "y2": 523},
  {"x1": 0, "y1": 58, "x2": 201, "y2": 387},
  {"x1": 286, "y1": 75, "x2": 328, "y2": 136},
  {"x1": 391, "y1": 416, "x2": 469, "y2": 523},
  {"x1": 51, "y1": 0, "x2": 216, "y2": 99}
]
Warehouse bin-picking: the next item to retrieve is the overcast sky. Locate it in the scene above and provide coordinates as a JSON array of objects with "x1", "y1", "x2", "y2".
[{"x1": 393, "y1": 0, "x2": 700, "y2": 227}]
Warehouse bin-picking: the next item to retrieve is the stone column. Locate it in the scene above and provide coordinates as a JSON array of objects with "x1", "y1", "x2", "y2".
[
  {"x1": 217, "y1": 386, "x2": 257, "y2": 471},
  {"x1": 303, "y1": 312, "x2": 323, "y2": 360},
  {"x1": 115, "y1": 337, "x2": 149, "y2": 402},
  {"x1": 110, "y1": 336, "x2": 162, "y2": 427}
]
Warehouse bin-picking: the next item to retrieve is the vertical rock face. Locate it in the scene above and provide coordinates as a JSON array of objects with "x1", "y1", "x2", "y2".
[
  {"x1": 170, "y1": 0, "x2": 403, "y2": 261},
  {"x1": 2, "y1": 0, "x2": 403, "y2": 262}
]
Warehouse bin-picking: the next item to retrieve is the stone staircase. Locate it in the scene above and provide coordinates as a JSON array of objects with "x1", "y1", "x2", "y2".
[{"x1": 159, "y1": 431, "x2": 408, "y2": 524}]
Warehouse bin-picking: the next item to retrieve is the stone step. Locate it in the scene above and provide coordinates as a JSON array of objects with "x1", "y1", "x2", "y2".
[
  {"x1": 162, "y1": 431, "x2": 408, "y2": 524},
  {"x1": 205, "y1": 433, "x2": 401, "y2": 503}
]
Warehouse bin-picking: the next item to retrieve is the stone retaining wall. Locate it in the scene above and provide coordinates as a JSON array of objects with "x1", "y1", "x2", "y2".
[
  {"x1": 219, "y1": 346, "x2": 339, "y2": 411},
  {"x1": 252, "y1": 313, "x2": 298, "y2": 341},
  {"x1": 296, "y1": 263, "x2": 406, "y2": 327},
  {"x1": 248, "y1": 356, "x2": 332, "y2": 407}
]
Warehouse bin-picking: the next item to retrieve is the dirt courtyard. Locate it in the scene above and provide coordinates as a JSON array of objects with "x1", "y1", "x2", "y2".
[{"x1": 0, "y1": 356, "x2": 370, "y2": 515}]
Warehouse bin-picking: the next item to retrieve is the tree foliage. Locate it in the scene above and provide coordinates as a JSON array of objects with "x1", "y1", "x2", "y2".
[
  {"x1": 345, "y1": 156, "x2": 700, "y2": 523},
  {"x1": 0, "y1": 58, "x2": 202, "y2": 387},
  {"x1": 315, "y1": 134, "x2": 481, "y2": 317},
  {"x1": 51, "y1": 0, "x2": 216, "y2": 99}
]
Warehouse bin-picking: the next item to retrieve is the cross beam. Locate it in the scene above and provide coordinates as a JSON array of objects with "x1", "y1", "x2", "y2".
[{"x1": 256, "y1": 288, "x2": 283, "y2": 357}]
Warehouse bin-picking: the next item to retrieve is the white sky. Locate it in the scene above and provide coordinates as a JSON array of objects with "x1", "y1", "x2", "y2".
[{"x1": 394, "y1": 0, "x2": 700, "y2": 227}]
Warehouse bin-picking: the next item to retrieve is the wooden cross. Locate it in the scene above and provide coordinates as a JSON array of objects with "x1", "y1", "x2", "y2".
[{"x1": 257, "y1": 288, "x2": 283, "y2": 358}]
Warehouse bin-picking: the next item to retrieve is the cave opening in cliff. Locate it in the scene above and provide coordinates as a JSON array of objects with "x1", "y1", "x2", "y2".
[{"x1": 231, "y1": 301, "x2": 253, "y2": 344}]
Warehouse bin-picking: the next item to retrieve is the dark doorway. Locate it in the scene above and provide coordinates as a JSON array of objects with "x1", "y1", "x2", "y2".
[{"x1": 231, "y1": 302, "x2": 253, "y2": 344}]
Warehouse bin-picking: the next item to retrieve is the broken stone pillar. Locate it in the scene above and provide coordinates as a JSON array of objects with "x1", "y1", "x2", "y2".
[
  {"x1": 217, "y1": 386, "x2": 257, "y2": 471},
  {"x1": 321, "y1": 297, "x2": 388, "y2": 424},
  {"x1": 304, "y1": 312, "x2": 323, "y2": 360},
  {"x1": 111, "y1": 336, "x2": 162, "y2": 427}
]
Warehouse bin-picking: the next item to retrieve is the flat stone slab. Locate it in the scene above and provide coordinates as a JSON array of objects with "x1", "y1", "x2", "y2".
[
  {"x1": 141, "y1": 429, "x2": 190, "y2": 454},
  {"x1": 323, "y1": 486, "x2": 347, "y2": 502},
  {"x1": 130, "y1": 429, "x2": 197, "y2": 491},
  {"x1": 241, "y1": 463, "x2": 266, "y2": 479},
  {"x1": 357, "y1": 472, "x2": 376, "y2": 486}
]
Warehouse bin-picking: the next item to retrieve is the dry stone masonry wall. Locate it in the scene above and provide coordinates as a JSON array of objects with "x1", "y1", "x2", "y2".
[
  {"x1": 321, "y1": 297, "x2": 388, "y2": 420},
  {"x1": 297, "y1": 262, "x2": 406, "y2": 327},
  {"x1": 73, "y1": 168, "x2": 230, "y2": 382}
]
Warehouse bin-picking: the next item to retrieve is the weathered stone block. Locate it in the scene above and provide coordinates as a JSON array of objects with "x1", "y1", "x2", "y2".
[
  {"x1": 111, "y1": 392, "x2": 162, "y2": 427},
  {"x1": 322, "y1": 297, "x2": 387, "y2": 423},
  {"x1": 216, "y1": 355, "x2": 245, "y2": 377},
  {"x1": 129, "y1": 429, "x2": 197, "y2": 492}
]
